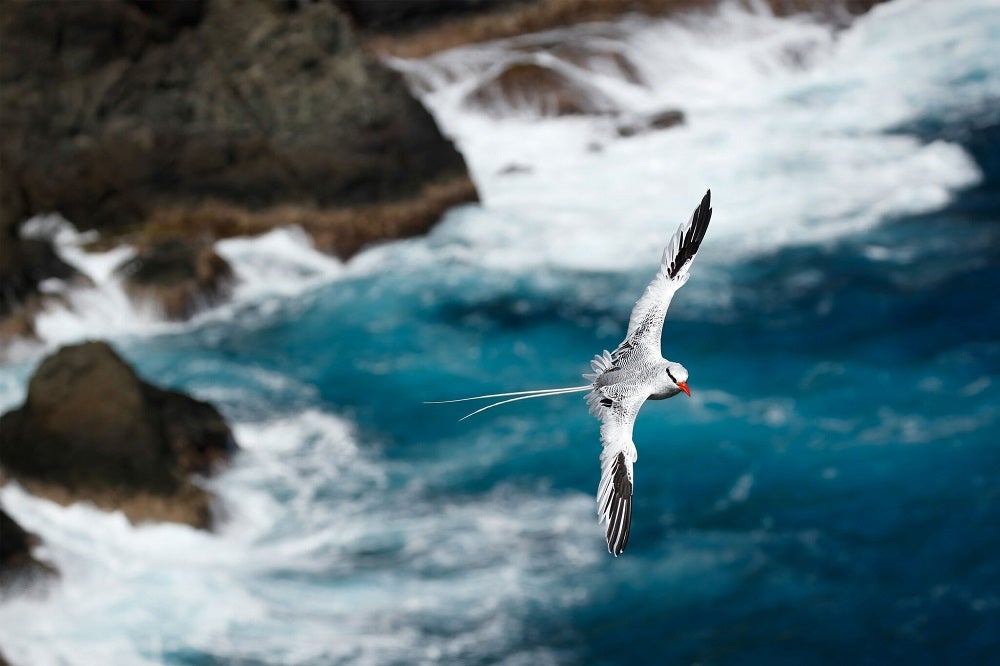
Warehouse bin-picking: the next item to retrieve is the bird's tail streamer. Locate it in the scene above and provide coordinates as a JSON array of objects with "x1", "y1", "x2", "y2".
[{"x1": 426, "y1": 385, "x2": 592, "y2": 421}]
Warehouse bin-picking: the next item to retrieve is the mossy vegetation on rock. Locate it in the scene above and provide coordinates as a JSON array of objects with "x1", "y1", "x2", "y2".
[{"x1": 0, "y1": 341, "x2": 237, "y2": 528}]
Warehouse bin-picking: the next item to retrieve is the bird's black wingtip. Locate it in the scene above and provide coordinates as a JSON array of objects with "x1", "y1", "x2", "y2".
[{"x1": 698, "y1": 189, "x2": 713, "y2": 228}]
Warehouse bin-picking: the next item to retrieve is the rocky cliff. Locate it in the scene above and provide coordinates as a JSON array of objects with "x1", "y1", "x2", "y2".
[
  {"x1": 0, "y1": 0, "x2": 474, "y2": 236},
  {"x1": 0, "y1": 0, "x2": 477, "y2": 332}
]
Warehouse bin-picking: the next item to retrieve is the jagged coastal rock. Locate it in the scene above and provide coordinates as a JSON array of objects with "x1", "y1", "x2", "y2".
[
  {"x1": 0, "y1": 216, "x2": 80, "y2": 339},
  {"x1": 0, "y1": 0, "x2": 473, "y2": 235},
  {"x1": 0, "y1": 0, "x2": 477, "y2": 331},
  {"x1": 464, "y1": 61, "x2": 617, "y2": 117},
  {"x1": 0, "y1": 341, "x2": 237, "y2": 529},
  {"x1": 0, "y1": 506, "x2": 56, "y2": 594},
  {"x1": 117, "y1": 239, "x2": 235, "y2": 321},
  {"x1": 0, "y1": 0, "x2": 891, "y2": 339}
]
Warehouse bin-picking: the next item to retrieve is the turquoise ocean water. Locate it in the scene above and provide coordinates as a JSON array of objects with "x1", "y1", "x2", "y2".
[{"x1": 1, "y1": 1, "x2": 998, "y2": 663}]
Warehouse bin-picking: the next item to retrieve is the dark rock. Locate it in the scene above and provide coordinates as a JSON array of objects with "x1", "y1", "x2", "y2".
[
  {"x1": 0, "y1": 506, "x2": 57, "y2": 594},
  {"x1": 0, "y1": 0, "x2": 473, "y2": 235},
  {"x1": 128, "y1": 0, "x2": 207, "y2": 31},
  {"x1": 616, "y1": 109, "x2": 685, "y2": 137},
  {"x1": 336, "y1": 0, "x2": 534, "y2": 33},
  {"x1": 0, "y1": 341, "x2": 237, "y2": 528},
  {"x1": 0, "y1": 222, "x2": 78, "y2": 320},
  {"x1": 464, "y1": 61, "x2": 616, "y2": 117},
  {"x1": 117, "y1": 238, "x2": 234, "y2": 320},
  {"x1": 0, "y1": 207, "x2": 82, "y2": 342}
]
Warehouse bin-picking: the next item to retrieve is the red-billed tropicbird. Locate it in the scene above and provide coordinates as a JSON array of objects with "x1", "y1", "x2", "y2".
[{"x1": 429, "y1": 190, "x2": 713, "y2": 556}]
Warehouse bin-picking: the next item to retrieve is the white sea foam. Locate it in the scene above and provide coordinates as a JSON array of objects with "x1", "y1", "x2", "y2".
[
  {"x1": 13, "y1": 215, "x2": 153, "y2": 353},
  {"x1": 0, "y1": 411, "x2": 600, "y2": 665},
  {"x1": 1, "y1": 1, "x2": 996, "y2": 663},
  {"x1": 10, "y1": 1, "x2": 991, "y2": 352},
  {"x1": 388, "y1": 0, "x2": 988, "y2": 275},
  {"x1": 214, "y1": 226, "x2": 343, "y2": 299},
  {"x1": 7, "y1": 222, "x2": 345, "y2": 361}
]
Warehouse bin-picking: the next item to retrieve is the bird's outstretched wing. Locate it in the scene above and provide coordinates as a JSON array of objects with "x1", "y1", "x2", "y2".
[
  {"x1": 613, "y1": 190, "x2": 713, "y2": 366},
  {"x1": 586, "y1": 388, "x2": 647, "y2": 556}
]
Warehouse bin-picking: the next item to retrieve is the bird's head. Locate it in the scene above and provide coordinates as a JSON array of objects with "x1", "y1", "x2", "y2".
[{"x1": 665, "y1": 362, "x2": 690, "y2": 397}]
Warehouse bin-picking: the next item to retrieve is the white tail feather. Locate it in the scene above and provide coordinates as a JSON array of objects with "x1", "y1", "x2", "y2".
[{"x1": 426, "y1": 384, "x2": 591, "y2": 420}]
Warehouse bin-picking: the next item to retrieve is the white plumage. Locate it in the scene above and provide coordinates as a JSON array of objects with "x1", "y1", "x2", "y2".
[
  {"x1": 429, "y1": 190, "x2": 713, "y2": 557},
  {"x1": 584, "y1": 190, "x2": 712, "y2": 555}
]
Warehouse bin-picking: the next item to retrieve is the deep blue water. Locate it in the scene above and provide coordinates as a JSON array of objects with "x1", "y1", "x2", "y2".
[
  {"x1": 1, "y1": 2, "x2": 998, "y2": 664},
  {"x1": 103, "y1": 115, "x2": 998, "y2": 665}
]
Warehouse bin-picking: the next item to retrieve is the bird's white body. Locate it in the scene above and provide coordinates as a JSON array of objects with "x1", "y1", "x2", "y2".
[
  {"x1": 579, "y1": 190, "x2": 711, "y2": 555},
  {"x1": 430, "y1": 191, "x2": 713, "y2": 557}
]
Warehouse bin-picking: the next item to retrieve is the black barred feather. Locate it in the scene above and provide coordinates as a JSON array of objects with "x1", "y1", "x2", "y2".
[
  {"x1": 665, "y1": 190, "x2": 712, "y2": 279},
  {"x1": 429, "y1": 191, "x2": 713, "y2": 559},
  {"x1": 606, "y1": 451, "x2": 633, "y2": 556}
]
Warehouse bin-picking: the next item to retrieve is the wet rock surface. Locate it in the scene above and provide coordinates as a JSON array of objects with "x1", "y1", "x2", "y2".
[
  {"x1": 0, "y1": 506, "x2": 57, "y2": 594},
  {"x1": 0, "y1": 0, "x2": 476, "y2": 332},
  {"x1": 118, "y1": 238, "x2": 235, "y2": 320},
  {"x1": 464, "y1": 61, "x2": 616, "y2": 117},
  {"x1": 0, "y1": 216, "x2": 78, "y2": 327},
  {"x1": 616, "y1": 109, "x2": 686, "y2": 137},
  {"x1": 0, "y1": 341, "x2": 237, "y2": 528}
]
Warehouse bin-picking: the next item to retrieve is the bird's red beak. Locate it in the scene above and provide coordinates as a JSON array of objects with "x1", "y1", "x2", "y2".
[{"x1": 677, "y1": 381, "x2": 690, "y2": 397}]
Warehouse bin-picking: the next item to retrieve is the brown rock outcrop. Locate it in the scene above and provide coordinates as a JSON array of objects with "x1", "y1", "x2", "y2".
[
  {"x1": 0, "y1": 341, "x2": 237, "y2": 528},
  {"x1": 0, "y1": 213, "x2": 79, "y2": 340},
  {"x1": 464, "y1": 61, "x2": 616, "y2": 117},
  {"x1": 0, "y1": 0, "x2": 473, "y2": 235},
  {"x1": 0, "y1": 0, "x2": 477, "y2": 330},
  {"x1": 118, "y1": 239, "x2": 235, "y2": 320},
  {"x1": 0, "y1": 214, "x2": 88, "y2": 342}
]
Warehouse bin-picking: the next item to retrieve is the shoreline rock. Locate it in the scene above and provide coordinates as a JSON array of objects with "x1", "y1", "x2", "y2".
[
  {"x1": 118, "y1": 238, "x2": 235, "y2": 321},
  {"x1": 1, "y1": 0, "x2": 473, "y2": 234},
  {"x1": 140, "y1": 173, "x2": 478, "y2": 260},
  {"x1": 0, "y1": 505, "x2": 57, "y2": 595},
  {"x1": 464, "y1": 61, "x2": 617, "y2": 117},
  {"x1": 0, "y1": 0, "x2": 477, "y2": 333},
  {"x1": 0, "y1": 341, "x2": 237, "y2": 529},
  {"x1": 0, "y1": 216, "x2": 82, "y2": 340}
]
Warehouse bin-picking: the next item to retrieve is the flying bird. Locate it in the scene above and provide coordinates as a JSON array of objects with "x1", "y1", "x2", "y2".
[{"x1": 429, "y1": 190, "x2": 713, "y2": 556}]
